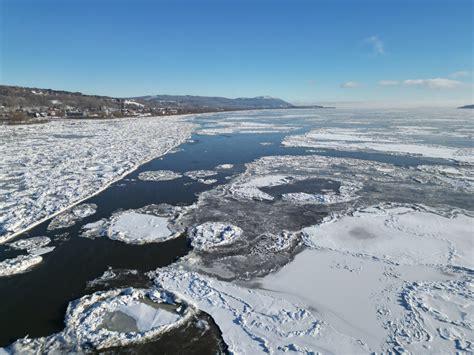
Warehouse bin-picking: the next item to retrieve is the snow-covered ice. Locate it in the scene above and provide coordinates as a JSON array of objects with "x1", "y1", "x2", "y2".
[
  {"x1": 1, "y1": 236, "x2": 55, "y2": 277},
  {"x1": 184, "y1": 170, "x2": 218, "y2": 179},
  {"x1": 138, "y1": 170, "x2": 183, "y2": 181},
  {"x1": 303, "y1": 205, "x2": 474, "y2": 268},
  {"x1": 197, "y1": 121, "x2": 298, "y2": 135},
  {"x1": 283, "y1": 127, "x2": 474, "y2": 164},
  {"x1": 3, "y1": 288, "x2": 194, "y2": 352},
  {"x1": 82, "y1": 210, "x2": 177, "y2": 245},
  {"x1": 8, "y1": 236, "x2": 51, "y2": 253},
  {"x1": 189, "y1": 222, "x2": 243, "y2": 251},
  {"x1": 150, "y1": 268, "x2": 368, "y2": 354},
  {"x1": 216, "y1": 164, "x2": 234, "y2": 170},
  {"x1": 0, "y1": 116, "x2": 194, "y2": 242},
  {"x1": 0, "y1": 254, "x2": 44, "y2": 277},
  {"x1": 47, "y1": 203, "x2": 97, "y2": 231}
]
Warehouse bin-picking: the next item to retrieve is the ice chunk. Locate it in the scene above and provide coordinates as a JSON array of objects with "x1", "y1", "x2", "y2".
[
  {"x1": 9, "y1": 236, "x2": 51, "y2": 253},
  {"x1": 138, "y1": 170, "x2": 182, "y2": 181},
  {"x1": 47, "y1": 203, "x2": 97, "y2": 231},
  {"x1": 0, "y1": 254, "x2": 43, "y2": 277},
  {"x1": 215, "y1": 164, "x2": 234, "y2": 170},
  {"x1": 4, "y1": 288, "x2": 194, "y2": 352},
  {"x1": 189, "y1": 222, "x2": 243, "y2": 251},
  {"x1": 184, "y1": 170, "x2": 217, "y2": 180}
]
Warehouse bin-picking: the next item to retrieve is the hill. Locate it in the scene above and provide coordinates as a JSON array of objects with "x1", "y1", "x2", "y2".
[{"x1": 0, "y1": 85, "x2": 296, "y2": 122}]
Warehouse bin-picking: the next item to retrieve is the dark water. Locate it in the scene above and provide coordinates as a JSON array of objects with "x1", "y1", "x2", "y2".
[{"x1": 0, "y1": 115, "x2": 459, "y2": 349}]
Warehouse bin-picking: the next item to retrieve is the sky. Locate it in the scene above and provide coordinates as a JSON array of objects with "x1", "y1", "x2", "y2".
[{"x1": 0, "y1": 0, "x2": 472, "y2": 106}]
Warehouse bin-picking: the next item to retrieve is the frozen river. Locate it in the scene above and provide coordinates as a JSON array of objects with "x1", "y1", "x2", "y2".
[{"x1": 0, "y1": 108, "x2": 472, "y2": 353}]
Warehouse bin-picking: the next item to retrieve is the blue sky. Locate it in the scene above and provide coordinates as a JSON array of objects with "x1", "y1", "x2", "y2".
[{"x1": 0, "y1": 0, "x2": 472, "y2": 105}]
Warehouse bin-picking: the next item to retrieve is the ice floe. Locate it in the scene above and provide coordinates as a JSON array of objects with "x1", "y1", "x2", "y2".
[
  {"x1": 197, "y1": 121, "x2": 298, "y2": 135},
  {"x1": 3, "y1": 288, "x2": 194, "y2": 352},
  {"x1": 47, "y1": 203, "x2": 97, "y2": 231},
  {"x1": 189, "y1": 222, "x2": 243, "y2": 251},
  {"x1": 184, "y1": 170, "x2": 218, "y2": 179},
  {"x1": 0, "y1": 254, "x2": 44, "y2": 277},
  {"x1": 138, "y1": 170, "x2": 182, "y2": 181},
  {"x1": 0, "y1": 116, "x2": 194, "y2": 242},
  {"x1": 283, "y1": 127, "x2": 474, "y2": 164},
  {"x1": 8, "y1": 236, "x2": 51, "y2": 253},
  {"x1": 215, "y1": 164, "x2": 234, "y2": 170},
  {"x1": 1, "y1": 236, "x2": 55, "y2": 277},
  {"x1": 82, "y1": 210, "x2": 177, "y2": 245}
]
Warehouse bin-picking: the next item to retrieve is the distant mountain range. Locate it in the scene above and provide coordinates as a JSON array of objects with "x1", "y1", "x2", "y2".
[
  {"x1": 134, "y1": 94, "x2": 294, "y2": 110},
  {"x1": 458, "y1": 104, "x2": 474, "y2": 109}
]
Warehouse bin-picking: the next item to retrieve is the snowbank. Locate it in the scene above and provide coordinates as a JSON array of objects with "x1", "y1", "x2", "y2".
[{"x1": 0, "y1": 116, "x2": 194, "y2": 242}]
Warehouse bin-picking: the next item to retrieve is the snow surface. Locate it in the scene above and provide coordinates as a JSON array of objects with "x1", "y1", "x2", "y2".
[
  {"x1": 151, "y1": 268, "x2": 368, "y2": 354},
  {"x1": 138, "y1": 170, "x2": 183, "y2": 181},
  {"x1": 189, "y1": 222, "x2": 243, "y2": 251},
  {"x1": 82, "y1": 211, "x2": 175, "y2": 245},
  {"x1": 303, "y1": 206, "x2": 474, "y2": 268},
  {"x1": 0, "y1": 116, "x2": 194, "y2": 242}
]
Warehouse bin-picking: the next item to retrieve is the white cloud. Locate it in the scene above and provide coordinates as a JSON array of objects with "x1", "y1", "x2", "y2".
[
  {"x1": 450, "y1": 70, "x2": 471, "y2": 78},
  {"x1": 378, "y1": 80, "x2": 399, "y2": 86},
  {"x1": 403, "y1": 78, "x2": 462, "y2": 89},
  {"x1": 364, "y1": 35, "x2": 384, "y2": 55},
  {"x1": 340, "y1": 81, "x2": 360, "y2": 88}
]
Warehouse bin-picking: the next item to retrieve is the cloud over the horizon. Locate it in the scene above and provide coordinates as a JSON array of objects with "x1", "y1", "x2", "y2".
[
  {"x1": 403, "y1": 78, "x2": 462, "y2": 89},
  {"x1": 364, "y1": 35, "x2": 384, "y2": 55},
  {"x1": 450, "y1": 70, "x2": 471, "y2": 78},
  {"x1": 378, "y1": 77, "x2": 463, "y2": 89},
  {"x1": 378, "y1": 80, "x2": 399, "y2": 86},
  {"x1": 341, "y1": 81, "x2": 360, "y2": 88}
]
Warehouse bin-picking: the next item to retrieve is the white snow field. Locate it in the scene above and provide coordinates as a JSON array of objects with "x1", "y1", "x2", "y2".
[
  {"x1": 0, "y1": 116, "x2": 194, "y2": 243},
  {"x1": 151, "y1": 268, "x2": 369, "y2": 354}
]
